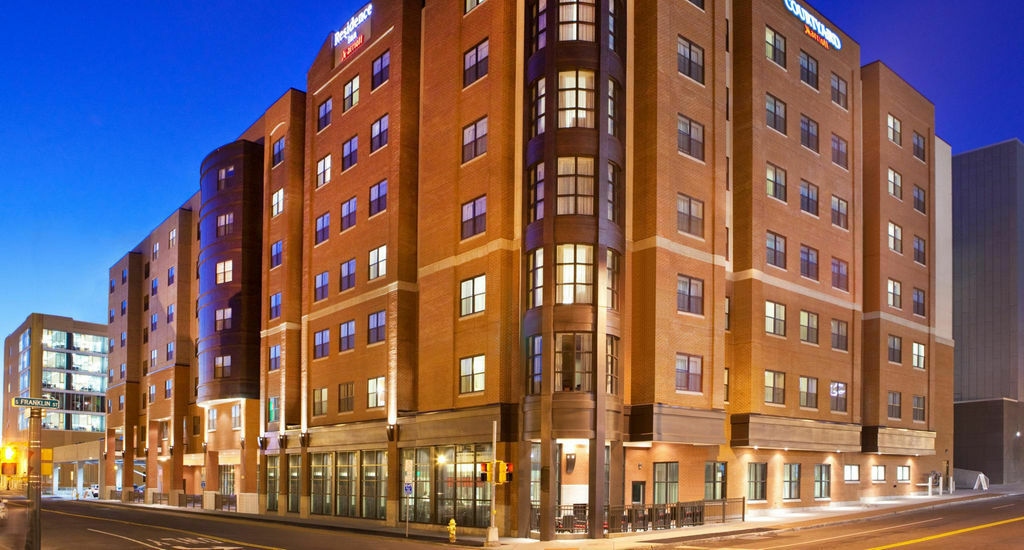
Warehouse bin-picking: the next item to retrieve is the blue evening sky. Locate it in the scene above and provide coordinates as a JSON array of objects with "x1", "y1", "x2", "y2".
[{"x1": 0, "y1": 0, "x2": 1019, "y2": 340}]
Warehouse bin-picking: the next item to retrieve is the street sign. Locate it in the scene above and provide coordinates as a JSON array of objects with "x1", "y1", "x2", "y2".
[
  {"x1": 11, "y1": 397, "x2": 59, "y2": 409},
  {"x1": 403, "y1": 483, "x2": 413, "y2": 496}
]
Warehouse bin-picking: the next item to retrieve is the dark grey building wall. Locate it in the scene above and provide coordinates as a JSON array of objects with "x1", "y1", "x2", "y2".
[
  {"x1": 954, "y1": 399, "x2": 1024, "y2": 484},
  {"x1": 953, "y1": 139, "x2": 1024, "y2": 401}
]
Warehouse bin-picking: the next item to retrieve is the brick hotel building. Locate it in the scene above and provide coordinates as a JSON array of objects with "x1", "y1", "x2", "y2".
[{"x1": 102, "y1": 0, "x2": 953, "y2": 540}]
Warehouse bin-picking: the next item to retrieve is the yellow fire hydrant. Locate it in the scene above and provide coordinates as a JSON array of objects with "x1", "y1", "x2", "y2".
[{"x1": 447, "y1": 518, "x2": 457, "y2": 543}]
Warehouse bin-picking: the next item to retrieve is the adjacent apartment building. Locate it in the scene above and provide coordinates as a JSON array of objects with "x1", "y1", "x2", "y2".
[
  {"x1": 102, "y1": 0, "x2": 953, "y2": 540},
  {"x1": 952, "y1": 139, "x2": 1024, "y2": 483}
]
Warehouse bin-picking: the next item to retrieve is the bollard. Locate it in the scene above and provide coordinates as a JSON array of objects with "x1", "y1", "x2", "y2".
[
  {"x1": 447, "y1": 518, "x2": 457, "y2": 543},
  {"x1": 938, "y1": 475, "x2": 944, "y2": 496}
]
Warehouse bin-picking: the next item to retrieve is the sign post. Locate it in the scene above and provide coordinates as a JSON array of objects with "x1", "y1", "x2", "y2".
[
  {"x1": 403, "y1": 459, "x2": 414, "y2": 537},
  {"x1": 485, "y1": 420, "x2": 499, "y2": 547},
  {"x1": 12, "y1": 397, "x2": 59, "y2": 550}
]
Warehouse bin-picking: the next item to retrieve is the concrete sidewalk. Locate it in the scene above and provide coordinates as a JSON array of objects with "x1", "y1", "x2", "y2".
[{"x1": 75, "y1": 487, "x2": 1015, "y2": 549}]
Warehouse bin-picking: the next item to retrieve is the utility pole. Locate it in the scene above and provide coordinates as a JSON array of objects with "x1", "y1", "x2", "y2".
[
  {"x1": 26, "y1": 407, "x2": 41, "y2": 550},
  {"x1": 485, "y1": 420, "x2": 499, "y2": 547}
]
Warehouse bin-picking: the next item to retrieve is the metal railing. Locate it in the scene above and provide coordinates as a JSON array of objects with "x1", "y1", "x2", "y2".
[
  {"x1": 127, "y1": 490, "x2": 144, "y2": 504},
  {"x1": 535, "y1": 498, "x2": 746, "y2": 535},
  {"x1": 183, "y1": 494, "x2": 202, "y2": 508},
  {"x1": 704, "y1": 497, "x2": 746, "y2": 523},
  {"x1": 215, "y1": 494, "x2": 237, "y2": 512},
  {"x1": 152, "y1": 493, "x2": 169, "y2": 505},
  {"x1": 110, "y1": 490, "x2": 122, "y2": 501},
  {"x1": 556, "y1": 503, "x2": 590, "y2": 534}
]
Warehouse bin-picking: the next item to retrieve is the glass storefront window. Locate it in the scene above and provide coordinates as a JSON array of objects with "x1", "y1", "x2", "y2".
[
  {"x1": 336, "y1": 451, "x2": 357, "y2": 517},
  {"x1": 42, "y1": 371, "x2": 66, "y2": 390},
  {"x1": 43, "y1": 351, "x2": 67, "y2": 370},
  {"x1": 70, "y1": 372, "x2": 106, "y2": 393},
  {"x1": 266, "y1": 455, "x2": 279, "y2": 512},
  {"x1": 311, "y1": 452, "x2": 333, "y2": 515},
  {"x1": 288, "y1": 455, "x2": 301, "y2": 513},
  {"x1": 71, "y1": 333, "x2": 107, "y2": 353},
  {"x1": 361, "y1": 450, "x2": 387, "y2": 520},
  {"x1": 42, "y1": 329, "x2": 67, "y2": 349},
  {"x1": 71, "y1": 353, "x2": 107, "y2": 373}
]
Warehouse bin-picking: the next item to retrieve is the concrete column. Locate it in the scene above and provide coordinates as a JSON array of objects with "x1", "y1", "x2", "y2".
[
  {"x1": 76, "y1": 462, "x2": 84, "y2": 497},
  {"x1": 386, "y1": 438, "x2": 399, "y2": 526},
  {"x1": 609, "y1": 441, "x2": 624, "y2": 507},
  {"x1": 300, "y1": 449, "x2": 311, "y2": 518}
]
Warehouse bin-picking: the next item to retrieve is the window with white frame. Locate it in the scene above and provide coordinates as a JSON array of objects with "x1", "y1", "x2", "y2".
[
  {"x1": 271, "y1": 189, "x2": 284, "y2": 216},
  {"x1": 317, "y1": 155, "x2": 331, "y2": 187},
  {"x1": 897, "y1": 465, "x2": 910, "y2": 482},
  {"x1": 872, "y1": 465, "x2": 885, "y2": 482},
  {"x1": 216, "y1": 260, "x2": 233, "y2": 284},
  {"x1": 459, "y1": 355, "x2": 486, "y2": 393},
  {"x1": 460, "y1": 275, "x2": 486, "y2": 316},
  {"x1": 367, "y1": 376, "x2": 385, "y2": 408},
  {"x1": 369, "y1": 245, "x2": 387, "y2": 280},
  {"x1": 844, "y1": 464, "x2": 860, "y2": 482}
]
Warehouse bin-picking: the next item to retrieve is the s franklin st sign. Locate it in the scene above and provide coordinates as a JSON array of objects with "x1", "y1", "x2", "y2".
[
  {"x1": 12, "y1": 397, "x2": 59, "y2": 409},
  {"x1": 784, "y1": 0, "x2": 842, "y2": 51}
]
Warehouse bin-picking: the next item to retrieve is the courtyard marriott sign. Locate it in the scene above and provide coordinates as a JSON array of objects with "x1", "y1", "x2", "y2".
[{"x1": 784, "y1": 0, "x2": 842, "y2": 51}]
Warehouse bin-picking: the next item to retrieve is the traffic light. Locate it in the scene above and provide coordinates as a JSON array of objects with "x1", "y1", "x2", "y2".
[
  {"x1": 0, "y1": 446, "x2": 15, "y2": 476},
  {"x1": 497, "y1": 461, "x2": 513, "y2": 484},
  {"x1": 2, "y1": 446, "x2": 14, "y2": 462},
  {"x1": 479, "y1": 462, "x2": 491, "y2": 482}
]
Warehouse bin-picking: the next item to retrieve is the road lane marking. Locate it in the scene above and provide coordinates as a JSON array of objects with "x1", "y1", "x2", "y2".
[
  {"x1": 867, "y1": 515, "x2": 1024, "y2": 549},
  {"x1": 88, "y1": 529, "x2": 165, "y2": 549},
  {"x1": 46, "y1": 508, "x2": 282, "y2": 550},
  {"x1": 993, "y1": 503, "x2": 1015, "y2": 510},
  {"x1": 761, "y1": 517, "x2": 944, "y2": 549}
]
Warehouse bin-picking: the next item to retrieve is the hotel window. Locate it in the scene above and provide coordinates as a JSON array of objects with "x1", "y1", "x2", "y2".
[
  {"x1": 150, "y1": 349, "x2": 158, "y2": 368},
  {"x1": 888, "y1": 334, "x2": 902, "y2": 363},
  {"x1": 872, "y1": 465, "x2": 885, "y2": 482},
  {"x1": 528, "y1": 163, "x2": 546, "y2": 222},
  {"x1": 343, "y1": 75, "x2": 359, "y2": 111},
  {"x1": 831, "y1": 319, "x2": 848, "y2": 351},
  {"x1": 800, "y1": 50, "x2": 818, "y2": 88},
  {"x1": 528, "y1": 248, "x2": 544, "y2": 308},
  {"x1": 121, "y1": 299, "x2": 127, "y2": 315},
  {"x1": 367, "y1": 376, "x2": 385, "y2": 408},
  {"x1": 161, "y1": 379, "x2": 172, "y2": 399},
  {"x1": 269, "y1": 345, "x2": 280, "y2": 371},
  {"x1": 844, "y1": 464, "x2": 859, "y2": 482},
  {"x1": 677, "y1": 35, "x2": 704, "y2": 84},
  {"x1": 606, "y1": 334, "x2": 620, "y2": 395},
  {"x1": 555, "y1": 332, "x2": 593, "y2": 392},
  {"x1": 269, "y1": 293, "x2": 281, "y2": 319},
  {"x1": 800, "y1": 115, "x2": 819, "y2": 152},
  {"x1": 371, "y1": 114, "x2": 389, "y2": 152},
  {"x1": 168, "y1": 266, "x2": 175, "y2": 285},
  {"x1": 122, "y1": 268, "x2": 128, "y2": 283},
  {"x1": 339, "y1": 320, "x2": 355, "y2": 352},
  {"x1": 460, "y1": 275, "x2": 486, "y2": 316},
  {"x1": 530, "y1": 78, "x2": 546, "y2": 137},
  {"x1": 459, "y1": 355, "x2": 486, "y2": 394},
  {"x1": 556, "y1": 156, "x2": 594, "y2": 215},
  {"x1": 766, "y1": 162, "x2": 787, "y2": 202},
  {"x1": 913, "y1": 132, "x2": 927, "y2": 161},
  {"x1": 765, "y1": 26, "x2": 785, "y2": 67},
  {"x1": 152, "y1": 278, "x2": 159, "y2": 296},
  {"x1": 109, "y1": 308, "x2": 114, "y2": 323},
  {"x1": 913, "y1": 288, "x2": 926, "y2": 316},
  {"x1": 607, "y1": 78, "x2": 622, "y2": 137},
  {"x1": 338, "y1": 382, "x2": 354, "y2": 412},
  {"x1": 271, "y1": 189, "x2": 284, "y2": 216},
  {"x1": 556, "y1": 243, "x2": 593, "y2": 304},
  {"x1": 831, "y1": 258, "x2": 849, "y2": 291},
  {"x1": 368, "y1": 311, "x2": 386, "y2": 344},
  {"x1": 677, "y1": 114, "x2": 705, "y2": 160},
  {"x1": 529, "y1": 0, "x2": 548, "y2": 53},
  {"x1": 888, "y1": 222, "x2": 903, "y2": 253},
  {"x1": 748, "y1": 463, "x2": 767, "y2": 501},
  {"x1": 800, "y1": 180, "x2": 818, "y2": 215},
  {"x1": 766, "y1": 231, "x2": 786, "y2": 269},
  {"x1": 342, "y1": 136, "x2": 358, "y2": 170},
  {"x1": 169, "y1": 229, "x2": 176, "y2": 248},
  {"x1": 151, "y1": 313, "x2": 158, "y2": 331},
  {"x1": 888, "y1": 168, "x2": 902, "y2": 199},
  {"x1": 465, "y1": 0, "x2": 485, "y2": 13},
  {"x1": 369, "y1": 245, "x2": 387, "y2": 280},
  {"x1": 216, "y1": 167, "x2": 233, "y2": 190},
  {"x1": 215, "y1": 307, "x2": 232, "y2": 331},
  {"x1": 653, "y1": 462, "x2": 679, "y2": 504},
  {"x1": 800, "y1": 311, "x2": 818, "y2": 344},
  {"x1": 887, "y1": 114, "x2": 902, "y2": 145},
  {"x1": 147, "y1": 385, "x2": 155, "y2": 404},
  {"x1": 888, "y1": 279, "x2": 902, "y2": 309},
  {"x1": 462, "y1": 117, "x2": 488, "y2": 162},
  {"x1": 765, "y1": 94, "x2": 786, "y2": 134},
  {"x1": 527, "y1": 335, "x2": 543, "y2": 395},
  {"x1": 830, "y1": 381, "x2": 848, "y2": 412},
  {"x1": 800, "y1": 245, "x2": 818, "y2": 280},
  {"x1": 677, "y1": 275, "x2": 704, "y2": 315},
  {"x1": 888, "y1": 391, "x2": 902, "y2": 419},
  {"x1": 464, "y1": 39, "x2": 489, "y2": 87},
  {"x1": 341, "y1": 197, "x2": 357, "y2": 230},
  {"x1": 724, "y1": 367, "x2": 730, "y2": 400},
  {"x1": 311, "y1": 388, "x2": 327, "y2": 416},
  {"x1": 799, "y1": 376, "x2": 818, "y2": 408},
  {"x1": 606, "y1": 249, "x2": 620, "y2": 310},
  {"x1": 166, "y1": 342, "x2": 174, "y2": 361},
  {"x1": 783, "y1": 464, "x2": 800, "y2": 500},
  {"x1": 606, "y1": 162, "x2": 621, "y2": 224},
  {"x1": 830, "y1": 73, "x2": 848, "y2": 109},
  {"x1": 559, "y1": 0, "x2": 596, "y2": 41},
  {"x1": 557, "y1": 70, "x2": 595, "y2": 128},
  {"x1": 372, "y1": 50, "x2": 390, "y2": 89},
  {"x1": 119, "y1": 395, "x2": 124, "y2": 410},
  {"x1": 814, "y1": 465, "x2": 831, "y2": 498},
  {"x1": 913, "y1": 396, "x2": 926, "y2": 422},
  {"x1": 315, "y1": 272, "x2": 329, "y2": 301},
  {"x1": 110, "y1": 279, "x2": 115, "y2": 294},
  {"x1": 913, "y1": 342, "x2": 926, "y2": 369},
  {"x1": 317, "y1": 98, "x2": 332, "y2": 131},
  {"x1": 677, "y1": 193, "x2": 704, "y2": 237},
  {"x1": 315, "y1": 212, "x2": 330, "y2": 245},
  {"x1": 688, "y1": 0, "x2": 704, "y2": 7},
  {"x1": 674, "y1": 353, "x2": 704, "y2": 394},
  {"x1": 765, "y1": 301, "x2": 786, "y2": 336},
  {"x1": 314, "y1": 329, "x2": 330, "y2": 359},
  {"x1": 912, "y1": 187, "x2": 928, "y2": 216},
  {"x1": 316, "y1": 155, "x2": 331, "y2": 187},
  {"x1": 167, "y1": 304, "x2": 174, "y2": 323},
  {"x1": 215, "y1": 260, "x2": 233, "y2": 284},
  {"x1": 831, "y1": 196, "x2": 848, "y2": 229},
  {"x1": 703, "y1": 464, "x2": 725, "y2": 501},
  {"x1": 725, "y1": 297, "x2": 731, "y2": 331},
  {"x1": 765, "y1": 368, "x2": 786, "y2": 403},
  {"x1": 121, "y1": 332, "x2": 126, "y2": 347},
  {"x1": 831, "y1": 134, "x2": 848, "y2": 168},
  {"x1": 340, "y1": 258, "x2": 356, "y2": 291},
  {"x1": 272, "y1": 137, "x2": 285, "y2": 166},
  {"x1": 214, "y1": 355, "x2": 231, "y2": 378},
  {"x1": 461, "y1": 195, "x2": 487, "y2": 239},
  {"x1": 270, "y1": 240, "x2": 282, "y2": 269},
  {"x1": 897, "y1": 465, "x2": 911, "y2": 482}
]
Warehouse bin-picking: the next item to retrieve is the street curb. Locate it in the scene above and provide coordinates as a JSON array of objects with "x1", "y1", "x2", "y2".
[{"x1": 664, "y1": 493, "x2": 1013, "y2": 546}]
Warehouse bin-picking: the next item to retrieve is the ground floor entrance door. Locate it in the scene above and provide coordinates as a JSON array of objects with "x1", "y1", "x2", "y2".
[{"x1": 631, "y1": 481, "x2": 645, "y2": 506}]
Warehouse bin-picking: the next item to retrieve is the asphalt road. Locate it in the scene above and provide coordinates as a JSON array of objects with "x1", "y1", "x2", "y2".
[
  {"x1": 0, "y1": 498, "x2": 454, "y2": 550},
  {"x1": 679, "y1": 492, "x2": 1024, "y2": 549}
]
